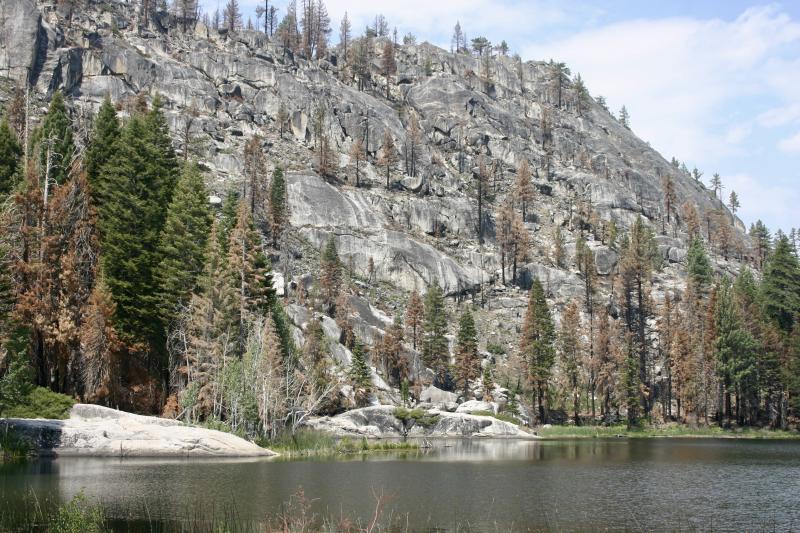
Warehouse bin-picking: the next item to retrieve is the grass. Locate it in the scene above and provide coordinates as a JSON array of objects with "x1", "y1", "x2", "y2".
[
  {"x1": 261, "y1": 429, "x2": 419, "y2": 457},
  {"x1": 537, "y1": 423, "x2": 800, "y2": 440},
  {"x1": 1, "y1": 425, "x2": 31, "y2": 462},
  {"x1": 3, "y1": 387, "x2": 75, "y2": 420},
  {"x1": 0, "y1": 490, "x2": 104, "y2": 532}
]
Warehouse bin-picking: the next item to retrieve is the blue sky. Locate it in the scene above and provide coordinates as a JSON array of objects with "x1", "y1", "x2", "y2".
[{"x1": 202, "y1": 0, "x2": 800, "y2": 233}]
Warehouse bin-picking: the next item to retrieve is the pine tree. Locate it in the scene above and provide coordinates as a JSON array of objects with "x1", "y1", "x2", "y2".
[
  {"x1": 714, "y1": 277, "x2": 758, "y2": 425},
  {"x1": 618, "y1": 105, "x2": 630, "y2": 129},
  {"x1": 84, "y1": 96, "x2": 119, "y2": 205},
  {"x1": 226, "y1": 201, "x2": 276, "y2": 345},
  {"x1": 687, "y1": 237, "x2": 713, "y2": 290},
  {"x1": 482, "y1": 364, "x2": 495, "y2": 401},
  {"x1": 559, "y1": 301, "x2": 583, "y2": 425},
  {"x1": 422, "y1": 282, "x2": 449, "y2": 385},
  {"x1": 377, "y1": 131, "x2": 398, "y2": 188},
  {"x1": 223, "y1": 0, "x2": 242, "y2": 30},
  {"x1": 553, "y1": 226, "x2": 566, "y2": 268},
  {"x1": 0, "y1": 116, "x2": 21, "y2": 196},
  {"x1": 319, "y1": 235, "x2": 342, "y2": 315},
  {"x1": 405, "y1": 289, "x2": 424, "y2": 351},
  {"x1": 0, "y1": 341, "x2": 32, "y2": 416},
  {"x1": 728, "y1": 190, "x2": 740, "y2": 215},
  {"x1": 99, "y1": 113, "x2": 173, "y2": 352},
  {"x1": 37, "y1": 91, "x2": 75, "y2": 186},
  {"x1": 749, "y1": 220, "x2": 771, "y2": 270},
  {"x1": 268, "y1": 167, "x2": 288, "y2": 248},
  {"x1": 519, "y1": 278, "x2": 556, "y2": 423},
  {"x1": 350, "y1": 341, "x2": 371, "y2": 405},
  {"x1": 349, "y1": 136, "x2": 365, "y2": 187},
  {"x1": 454, "y1": 308, "x2": 480, "y2": 397},
  {"x1": 157, "y1": 163, "x2": 212, "y2": 325},
  {"x1": 710, "y1": 173, "x2": 723, "y2": 200},
  {"x1": 513, "y1": 159, "x2": 535, "y2": 221},
  {"x1": 762, "y1": 235, "x2": 800, "y2": 333},
  {"x1": 339, "y1": 11, "x2": 351, "y2": 61},
  {"x1": 572, "y1": 74, "x2": 589, "y2": 116},
  {"x1": 381, "y1": 40, "x2": 397, "y2": 99}
]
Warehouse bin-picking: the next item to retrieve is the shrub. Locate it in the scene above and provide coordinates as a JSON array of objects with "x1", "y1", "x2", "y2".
[
  {"x1": 0, "y1": 426, "x2": 30, "y2": 461},
  {"x1": 4, "y1": 387, "x2": 75, "y2": 420}
]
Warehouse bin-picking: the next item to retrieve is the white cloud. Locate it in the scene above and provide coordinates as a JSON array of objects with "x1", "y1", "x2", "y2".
[
  {"x1": 521, "y1": 6, "x2": 800, "y2": 165},
  {"x1": 725, "y1": 173, "x2": 800, "y2": 228},
  {"x1": 778, "y1": 131, "x2": 800, "y2": 153},
  {"x1": 757, "y1": 103, "x2": 800, "y2": 127}
]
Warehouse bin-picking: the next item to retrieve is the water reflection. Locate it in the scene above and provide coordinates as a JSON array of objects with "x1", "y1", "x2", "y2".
[{"x1": 3, "y1": 438, "x2": 800, "y2": 531}]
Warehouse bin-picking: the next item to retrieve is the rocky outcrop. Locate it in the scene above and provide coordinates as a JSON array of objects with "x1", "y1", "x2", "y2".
[
  {"x1": 2, "y1": 404, "x2": 276, "y2": 457},
  {"x1": 303, "y1": 405, "x2": 534, "y2": 439}
]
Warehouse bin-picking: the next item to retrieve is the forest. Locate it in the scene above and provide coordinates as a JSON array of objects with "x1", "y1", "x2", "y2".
[{"x1": 0, "y1": 0, "x2": 799, "y2": 442}]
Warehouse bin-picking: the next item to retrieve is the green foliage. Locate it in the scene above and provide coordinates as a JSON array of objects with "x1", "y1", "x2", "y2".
[
  {"x1": 50, "y1": 491, "x2": 105, "y2": 533},
  {"x1": 454, "y1": 307, "x2": 480, "y2": 395},
  {"x1": 36, "y1": 91, "x2": 75, "y2": 185},
  {"x1": 218, "y1": 190, "x2": 240, "y2": 253},
  {"x1": 421, "y1": 282, "x2": 449, "y2": 378},
  {"x1": 0, "y1": 345, "x2": 33, "y2": 418},
  {"x1": 268, "y1": 167, "x2": 288, "y2": 245},
  {"x1": 0, "y1": 118, "x2": 20, "y2": 196},
  {"x1": 3, "y1": 387, "x2": 75, "y2": 419},
  {"x1": 392, "y1": 407, "x2": 440, "y2": 428},
  {"x1": 98, "y1": 107, "x2": 178, "y2": 353},
  {"x1": 349, "y1": 342, "x2": 371, "y2": 388},
  {"x1": 687, "y1": 237, "x2": 713, "y2": 289},
  {"x1": 84, "y1": 96, "x2": 119, "y2": 203},
  {"x1": 520, "y1": 279, "x2": 556, "y2": 394},
  {"x1": 320, "y1": 236, "x2": 342, "y2": 315},
  {"x1": 157, "y1": 163, "x2": 212, "y2": 323},
  {"x1": 0, "y1": 426, "x2": 31, "y2": 461},
  {"x1": 761, "y1": 235, "x2": 800, "y2": 333}
]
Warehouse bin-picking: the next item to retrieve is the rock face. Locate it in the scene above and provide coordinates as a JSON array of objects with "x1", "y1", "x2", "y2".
[
  {"x1": 2, "y1": 404, "x2": 276, "y2": 457},
  {"x1": 303, "y1": 405, "x2": 533, "y2": 439}
]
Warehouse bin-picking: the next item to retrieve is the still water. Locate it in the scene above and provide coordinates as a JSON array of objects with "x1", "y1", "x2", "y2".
[{"x1": 2, "y1": 438, "x2": 800, "y2": 531}]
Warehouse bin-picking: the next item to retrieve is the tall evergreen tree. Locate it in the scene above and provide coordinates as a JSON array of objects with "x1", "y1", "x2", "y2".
[
  {"x1": 519, "y1": 278, "x2": 556, "y2": 423},
  {"x1": 454, "y1": 307, "x2": 480, "y2": 397},
  {"x1": 687, "y1": 237, "x2": 713, "y2": 289},
  {"x1": 320, "y1": 236, "x2": 342, "y2": 315},
  {"x1": 0, "y1": 118, "x2": 21, "y2": 196},
  {"x1": 761, "y1": 235, "x2": 800, "y2": 333},
  {"x1": 422, "y1": 282, "x2": 449, "y2": 386},
  {"x1": 559, "y1": 301, "x2": 583, "y2": 425},
  {"x1": 84, "y1": 96, "x2": 119, "y2": 205},
  {"x1": 157, "y1": 163, "x2": 213, "y2": 325},
  {"x1": 99, "y1": 114, "x2": 171, "y2": 353},
  {"x1": 714, "y1": 278, "x2": 758, "y2": 425},
  {"x1": 268, "y1": 167, "x2": 288, "y2": 248},
  {"x1": 37, "y1": 91, "x2": 75, "y2": 186}
]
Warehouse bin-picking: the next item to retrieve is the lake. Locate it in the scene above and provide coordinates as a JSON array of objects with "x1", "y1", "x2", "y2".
[{"x1": 2, "y1": 438, "x2": 800, "y2": 531}]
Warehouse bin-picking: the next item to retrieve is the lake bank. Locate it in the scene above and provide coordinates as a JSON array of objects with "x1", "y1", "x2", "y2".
[{"x1": 536, "y1": 423, "x2": 800, "y2": 440}]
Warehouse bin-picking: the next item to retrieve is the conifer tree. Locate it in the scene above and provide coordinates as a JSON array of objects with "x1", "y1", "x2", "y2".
[
  {"x1": 714, "y1": 277, "x2": 758, "y2": 425},
  {"x1": 226, "y1": 201, "x2": 276, "y2": 345},
  {"x1": 350, "y1": 341, "x2": 371, "y2": 405},
  {"x1": 687, "y1": 237, "x2": 713, "y2": 290},
  {"x1": 0, "y1": 118, "x2": 20, "y2": 196},
  {"x1": 377, "y1": 131, "x2": 398, "y2": 188},
  {"x1": 405, "y1": 289, "x2": 424, "y2": 351},
  {"x1": 157, "y1": 163, "x2": 212, "y2": 325},
  {"x1": 559, "y1": 301, "x2": 583, "y2": 425},
  {"x1": 519, "y1": 278, "x2": 556, "y2": 423},
  {"x1": 482, "y1": 364, "x2": 495, "y2": 401},
  {"x1": 268, "y1": 167, "x2": 288, "y2": 248},
  {"x1": 349, "y1": 136, "x2": 365, "y2": 187},
  {"x1": 454, "y1": 308, "x2": 480, "y2": 397},
  {"x1": 381, "y1": 40, "x2": 397, "y2": 99},
  {"x1": 762, "y1": 235, "x2": 800, "y2": 333},
  {"x1": 422, "y1": 282, "x2": 449, "y2": 385},
  {"x1": 320, "y1": 235, "x2": 342, "y2": 315},
  {"x1": 37, "y1": 91, "x2": 74, "y2": 186},
  {"x1": 99, "y1": 113, "x2": 172, "y2": 351},
  {"x1": 513, "y1": 159, "x2": 534, "y2": 221},
  {"x1": 84, "y1": 96, "x2": 119, "y2": 204},
  {"x1": 728, "y1": 190, "x2": 740, "y2": 215}
]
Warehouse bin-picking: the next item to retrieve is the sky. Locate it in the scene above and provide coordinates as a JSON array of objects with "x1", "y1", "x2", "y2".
[{"x1": 202, "y1": 0, "x2": 800, "y2": 233}]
